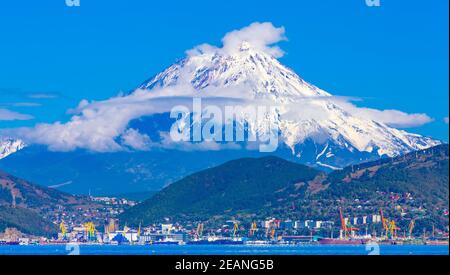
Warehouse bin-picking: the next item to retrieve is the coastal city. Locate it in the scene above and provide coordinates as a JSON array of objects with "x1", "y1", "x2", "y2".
[{"x1": 1, "y1": 195, "x2": 448, "y2": 246}]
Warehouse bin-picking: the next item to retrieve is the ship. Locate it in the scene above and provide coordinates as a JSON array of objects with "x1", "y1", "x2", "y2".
[
  {"x1": 186, "y1": 239, "x2": 210, "y2": 245},
  {"x1": 150, "y1": 237, "x2": 182, "y2": 245},
  {"x1": 151, "y1": 240, "x2": 180, "y2": 245},
  {"x1": 244, "y1": 240, "x2": 271, "y2": 246},
  {"x1": 187, "y1": 237, "x2": 244, "y2": 245},
  {"x1": 0, "y1": 241, "x2": 20, "y2": 245},
  {"x1": 210, "y1": 239, "x2": 244, "y2": 245},
  {"x1": 317, "y1": 238, "x2": 365, "y2": 245}
]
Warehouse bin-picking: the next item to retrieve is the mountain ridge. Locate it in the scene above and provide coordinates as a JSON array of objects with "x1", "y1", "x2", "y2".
[
  {"x1": 120, "y1": 144, "x2": 449, "y2": 232},
  {"x1": 0, "y1": 169, "x2": 101, "y2": 236},
  {"x1": 119, "y1": 155, "x2": 323, "y2": 225}
]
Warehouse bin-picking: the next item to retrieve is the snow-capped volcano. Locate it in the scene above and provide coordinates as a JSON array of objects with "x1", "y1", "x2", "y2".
[
  {"x1": 136, "y1": 41, "x2": 440, "y2": 168},
  {"x1": 0, "y1": 138, "x2": 25, "y2": 160},
  {"x1": 140, "y1": 41, "x2": 331, "y2": 100}
]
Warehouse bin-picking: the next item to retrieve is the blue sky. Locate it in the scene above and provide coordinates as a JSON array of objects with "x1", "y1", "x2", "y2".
[{"x1": 0, "y1": 0, "x2": 448, "y2": 141}]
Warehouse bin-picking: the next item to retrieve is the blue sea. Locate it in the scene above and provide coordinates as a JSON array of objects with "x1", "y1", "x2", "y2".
[{"x1": 0, "y1": 244, "x2": 448, "y2": 255}]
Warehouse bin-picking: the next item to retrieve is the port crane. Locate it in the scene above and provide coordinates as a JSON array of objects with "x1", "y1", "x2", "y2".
[
  {"x1": 83, "y1": 222, "x2": 96, "y2": 242},
  {"x1": 106, "y1": 219, "x2": 117, "y2": 234},
  {"x1": 270, "y1": 228, "x2": 276, "y2": 240},
  {"x1": 249, "y1": 222, "x2": 258, "y2": 237},
  {"x1": 380, "y1": 209, "x2": 400, "y2": 239},
  {"x1": 408, "y1": 220, "x2": 415, "y2": 238},
  {"x1": 233, "y1": 222, "x2": 239, "y2": 238},
  {"x1": 123, "y1": 225, "x2": 130, "y2": 233},
  {"x1": 388, "y1": 220, "x2": 400, "y2": 239},
  {"x1": 264, "y1": 221, "x2": 277, "y2": 240},
  {"x1": 380, "y1": 209, "x2": 390, "y2": 238},
  {"x1": 196, "y1": 223, "x2": 204, "y2": 239},
  {"x1": 59, "y1": 221, "x2": 67, "y2": 240},
  {"x1": 339, "y1": 208, "x2": 358, "y2": 239}
]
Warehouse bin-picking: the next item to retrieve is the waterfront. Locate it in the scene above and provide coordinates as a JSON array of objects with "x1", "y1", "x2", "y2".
[{"x1": 0, "y1": 244, "x2": 448, "y2": 255}]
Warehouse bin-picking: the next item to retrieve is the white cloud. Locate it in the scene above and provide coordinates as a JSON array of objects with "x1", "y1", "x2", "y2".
[
  {"x1": 28, "y1": 93, "x2": 59, "y2": 99},
  {"x1": 158, "y1": 132, "x2": 242, "y2": 151},
  {"x1": 0, "y1": 108, "x2": 33, "y2": 121},
  {"x1": 357, "y1": 109, "x2": 433, "y2": 128},
  {"x1": 222, "y1": 22, "x2": 287, "y2": 57},
  {"x1": 8, "y1": 93, "x2": 179, "y2": 152},
  {"x1": 12, "y1": 102, "x2": 42, "y2": 107},
  {"x1": 187, "y1": 22, "x2": 286, "y2": 58},
  {"x1": 444, "y1": 117, "x2": 449, "y2": 124},
  {"x1": 336, "y1": 100, "x2": 433, "y2": 128},
  {"x1": 280, "y1": 96, "x2": 433, "y2": 128},
  {"x1": 121, "y1": 128, "x2": 152, "y2": 151},
  {"x1": 7, "y1": 89, "x2": 431, "y2": 152}
]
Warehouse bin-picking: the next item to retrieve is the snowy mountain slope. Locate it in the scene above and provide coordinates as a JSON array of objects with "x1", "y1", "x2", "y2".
[
  {"x1": 136, "y1": 42, "x2": 441, "y2": 168},
  {"x1": 140, "y1": 41, "x2": 330, "y2": 100},
  {"x1": 0, "y1": 138, "x2": 25, "y2": 160}
]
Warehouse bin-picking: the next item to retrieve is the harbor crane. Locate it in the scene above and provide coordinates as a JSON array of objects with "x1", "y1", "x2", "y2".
[
  {"x1": 270, "y1": 228, "x2": 276, "y2": 240},
  {"x1": 339, "y1": 208, "x2": 358, "y2": 239},
  {"x1": 123, "y1": 225, "x2": 130, "y2": 233},
  {"x1": 233, "y1": 222, "x2": 239, "y2": 238},
  {"x1": 249, "y1": 222, "x2": 258, "y2": 237},
  {"x1": 408, "y1": 220, "x2": 415, "y2": 239},
  {"x1": 83, "y1": 222, "x2": 96, "y2": 242},
  {"x1": 380, "y1": 209, "x2": 400, "y2": 240},
  {"x1": 59, "y1": 221, "x2": 67, "y2": 240},
  {"x1": 380, "y1": 209, "x2": 390, "y2": 238},
  {"x1": 388, "y1": 220, "x2": 400, "y2": 239},
  {"x1": 196, "y1": 223, "x2": 204, "y2": 239}
]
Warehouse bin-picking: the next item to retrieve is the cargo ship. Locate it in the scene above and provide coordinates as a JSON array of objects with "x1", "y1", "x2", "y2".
[
  {"x1": 186, "y1": 239, "x2": 210, "y2": 245},
  {"x1": 187, "y1": 237, "x2": 244, "y2": 245},
  {"x1": 151, "y1": 240, "x2": 180, "y2": 245},
  {"x1": 0, "y1": 241, "x2": 20, "y2": 245},
  {"x1": 210, "y1": 239, "x2": 244, "y2": 245},
  {"x1": 150, "y1": 237, "x2": 182, "y2": 245},
  {"x1": 317, "y1": 238, "x2": 365, "y2": 245},
  {"x1": 426, "y1": 240, "x2": 449, "y2": 245}
]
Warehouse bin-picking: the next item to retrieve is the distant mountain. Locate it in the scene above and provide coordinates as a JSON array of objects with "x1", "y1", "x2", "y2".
[
  {"x1": 0, "y1": 138, "x2": 24, "y2": 160},
  {"x1": 0, "y1": 170, "x2": 97, "y2": 236},
  {"x1": 120, "y1": 145, "x2": 449, "y2": 232},
  {"x1": 0, "y1": 145, "x2": 271, "y2": 195}
]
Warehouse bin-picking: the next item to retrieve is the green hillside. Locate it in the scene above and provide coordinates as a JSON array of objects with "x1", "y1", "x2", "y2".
[
  {"x1": 0, "y1": 206, "x2": 57, "y2": 237},
  {"x1": 120, "y1": 156, "x2": 323, "y2": 225},
  {"x1": 318, "y1": 144, "x2": 449, "y2": 231},
  {"x1": 120, "y1": 145, "x2": 449, "y2": 232},
  {"x1": 0, "y1": 170, "x2": 98, "y2": 237}
]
